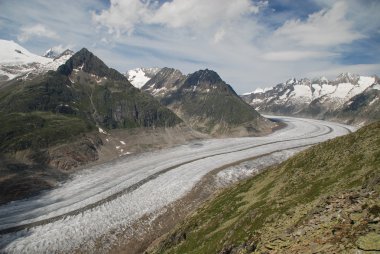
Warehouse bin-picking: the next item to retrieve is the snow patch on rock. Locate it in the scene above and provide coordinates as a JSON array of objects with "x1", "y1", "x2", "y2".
[{"x1": 126, "y1": 67, "x2": 161, "y2": 89}]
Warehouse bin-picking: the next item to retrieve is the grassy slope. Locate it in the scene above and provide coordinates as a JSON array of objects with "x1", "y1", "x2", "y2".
[
  {"x1": 0, "y1": 69, "x2": 181, "y2": 154},
  {"x1": 0, "y1": 111, "x2": 93, "y2": 153},
  {"x1": 152, "y1": 121, "x2": 380, "y2": 253}
]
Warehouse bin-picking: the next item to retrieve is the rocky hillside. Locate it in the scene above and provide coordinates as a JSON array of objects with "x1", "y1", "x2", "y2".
[
  {"x1": 143, "y1": 68, "x2": 276, "y2": 136},
  {"x1": 150, "y1": 121, "x2": 380, "y2": 254},
  {"x1": 142, "y1": 67, "x2": 186, "y2": 98},
  {"x1": 0, "y1": 48, "x2": 183, "y2": 203},
  {"x1": 0, "y1": 39, "x2": 74, "y2": 84},
  {"x1": 241, "y1": 73, "x2": 380, "y2": 125}
]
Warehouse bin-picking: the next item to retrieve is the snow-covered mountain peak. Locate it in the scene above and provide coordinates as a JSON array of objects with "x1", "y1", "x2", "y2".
[
  {"x1": 286, "y1": 77, "x2": 297, "y2": 85},
  {"x1": 125, "y1": 67, "x2": 161, "y2": 88},
  {"x1": 253, "y1": 88, "x2": 265, "y2": 94},
  {"x1": 310, "y1": 76, "x2": 329, "y2": 85},
  {"x1": 336, "y1": 72, "x2": 359, "y2": 83},
  {"x1": 44, "y1": 48, "x2": 74, "y2": 60},
  {"x1": 0, "y1": 39, "x2": 73, "y2": 82},
  {"x1": 0, "y1": 39, "x2": 51, "y2": 65},
  {"x1": 241, "y1": 72, "x2": 378, "y2": 117},
  {"x1": 43, "y1": 48, "x2": 58, "y2": 58}
]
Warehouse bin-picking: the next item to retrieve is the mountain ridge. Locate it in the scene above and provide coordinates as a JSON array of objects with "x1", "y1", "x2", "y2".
[
  {"x1": 142, "y1": 67, "x2": 276, "y2": 136},
  {"x1": 241, "y1": 73, "x2": 380, "y2": 125}
]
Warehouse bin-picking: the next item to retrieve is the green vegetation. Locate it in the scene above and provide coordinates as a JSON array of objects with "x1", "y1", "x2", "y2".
[
  {"x1": 152, "y1": 121, "x2": 380, "y2": 253},
  {"x1": 0, "y1": 112, "x2": 93, "y2": 153},
  {"x1": 0, "y1": 72, "x2": 74, "y2": 113},
  {"x1": 0, "y1": 49, "x2": 182, "y2": 155}
]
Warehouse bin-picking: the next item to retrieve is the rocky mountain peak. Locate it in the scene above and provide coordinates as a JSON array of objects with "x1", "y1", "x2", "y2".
[
  {"x1": 142, "y1": 67, "x2": 185, "y2": 92},
  {"x1": 43, "y1": 48, "x2": 57, "y2": 58},
  {"x1": 69, "y1": 48, "x2": 99, "y2": 68},
  {"x1": 57, "y1": 48, "x2": 126, "y2": 81},
  {"x1": 336, "y1": 72, "x2": 359, "y2": 83},
  {"x1": 186, "y1": 69, "x2": 223, "y2": 86},
  {"x1": 158, "y1": 67, "x2": 183, "y2": 77},
  {"x1": 286, "y1": 77, "x2": 298, "y2": 85},
  {"x1": 311, "y1": 76, "x2": 329, "y2": 85},
  {"x1": 57, "y1": 49, "x2": 74, "y2": 58},
  {"x1": 43, "y1": 48, "x2": 73, "y2": 59},
  {"x1": 181, "y1": 69, "x2": 237, "y2": 95}
]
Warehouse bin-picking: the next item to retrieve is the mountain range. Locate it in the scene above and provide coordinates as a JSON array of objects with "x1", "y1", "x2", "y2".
[
  {"x1": 0, "y1": 46, "x2": 186, "y2": 203},
  {"x1": 1, "y1": 40, "x2": 379, "y2": 253},
  {"x1": 0, "y1": 41, "x2": 274, "y2": 203},
  {"x1": 241, "y1": 73, "x2": 380, "y2": 125},
  {"x1": 140, "y1": 67, "x2": 275, "y2": 136}
]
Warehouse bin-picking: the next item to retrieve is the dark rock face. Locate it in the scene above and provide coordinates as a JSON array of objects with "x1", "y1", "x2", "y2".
[
  {"x1": 57, "y1": 48, "x2": 126, "y2": 81},
  {"x1": 331, "y1": 88, "x2": 380, "y2": 124},
  {"x1": 142, "y1": 67, "x2": 186, "y2": 96},
  {"x1": 143, "y1": 68, "x2": 275, "y2": 136},
  {"x1": 183, "y1": 69, "x2": 223, "y2": 88}
]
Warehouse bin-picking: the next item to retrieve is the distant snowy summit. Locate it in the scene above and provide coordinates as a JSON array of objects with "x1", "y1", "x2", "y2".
[
  {"x1": 43, "y1": 48, "x2": 74, "y2": 60},
  {"x1": 125, "y1": 67, "x2": 161, "y2": 88},
  {"x1": 241, "y1": 73, "x2": 380, "y2": 125},
  {"x1": 243, "y1": 73, "x2": 376, "y2": 103},
  {"x1": 43, "y1": 48, "x2": 60, "y2": 58},
  {"x1": 0, "y1": 39, "x2": 73, "y2": 83}
]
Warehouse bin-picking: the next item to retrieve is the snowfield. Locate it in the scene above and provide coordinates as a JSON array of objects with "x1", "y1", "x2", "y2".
[
  {"x1": 246, "y1": 74, "x2": 377, "y2": 110},
  {"x1": 125, "y1": 67, "x2": 161, "y2": 88},
  {"x1": 0, "y1": 116, "x2": 354, "y2": 253},
  {"x1": 0, "y1": 39, "x2": 73, "y2": 81}
]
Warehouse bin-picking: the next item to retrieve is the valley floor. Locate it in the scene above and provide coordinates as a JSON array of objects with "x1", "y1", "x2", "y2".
[{"x1": 0, "y1": 116, "x2": 354, "y2": 253}]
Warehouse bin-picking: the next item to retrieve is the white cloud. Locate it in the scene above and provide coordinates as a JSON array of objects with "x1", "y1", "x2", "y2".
[
  {"x1": 149, "y1": 0, "x2": 258, "y2": 28},
  {"x1": 92, "y1": 0, "x2": 263, "y2": 37},
  {"x1": 274, "y1": 1, "x2": 365, "y2": 47},
  {"x1": 91, "y1": 0, "x2": 379, "y2": 93},
  {"x1": 17, "y1": 24, "x2": 59, "y2": 42},
  {"x1": 213, "y1": 28, "x2": 226, "y2": 44},
  {"x1": 92, "y1": 0, "x2": 151, "y2": 36},
  {"x1": 262, "y1": 50, "x2": 337, "y2": 61},
  {"x1": 50, "y1": 45, "x2": 65, "y2": 53}
]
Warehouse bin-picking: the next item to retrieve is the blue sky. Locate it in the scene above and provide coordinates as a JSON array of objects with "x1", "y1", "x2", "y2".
[{"x1": 0, "y1": 0, "x2": 379, "y2": 93}]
